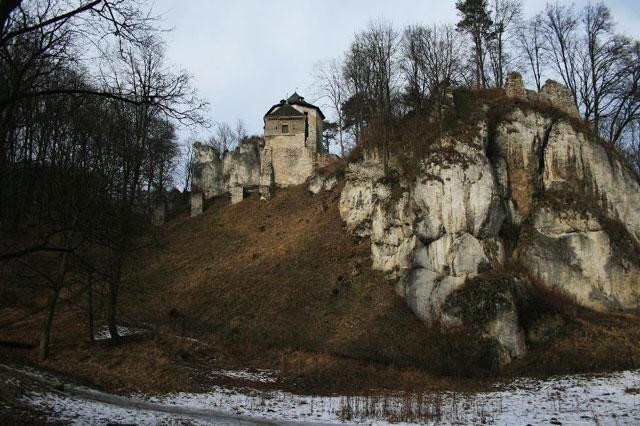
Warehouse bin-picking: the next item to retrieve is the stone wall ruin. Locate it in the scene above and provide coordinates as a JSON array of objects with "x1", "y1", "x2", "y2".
[{"x1": 505, "y1": 72, "x2": 580, "y2": 118}]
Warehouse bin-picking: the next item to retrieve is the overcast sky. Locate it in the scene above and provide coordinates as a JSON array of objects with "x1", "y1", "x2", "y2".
[{"x1": 152, "y1": 0, "x2": 640, "y2": 139}]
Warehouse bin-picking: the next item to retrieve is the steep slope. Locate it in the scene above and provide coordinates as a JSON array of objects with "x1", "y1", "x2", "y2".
[{"x1": 122, "y1": 184, "x2": 500, "y2": 375}]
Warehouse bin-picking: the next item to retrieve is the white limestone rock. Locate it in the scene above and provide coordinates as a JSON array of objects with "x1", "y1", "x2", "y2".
[
  {"x1": 485, "y1": 304, "x2": 527, "y2": 365},
  {"x1": 338, "y1": 94, "x2": 640, "y2": 366},
  {"x1": 520, "y1": 207, "x2": 640, "y2": 311},
  {"x1": 412, "y1": 152, "x2": 504, "y2": 240},
  {"x1": 403, "y1": 269, "x2": 465, "y2": 327},
  {"x1": 542, "y1": 121, "x2": 640, "y2": 245},
  {"x1": 308, "y1": 173, "x2": 338, "y2": 195},
  {"x1": 493, "y1": 109, "x2": 553, "y2": 222},
  {"x1": 402, "y1": 233, "x2": 490, "y2": 325},
  {"x1": 338, "y1": 156, "x2": 385, "y2": 237}
]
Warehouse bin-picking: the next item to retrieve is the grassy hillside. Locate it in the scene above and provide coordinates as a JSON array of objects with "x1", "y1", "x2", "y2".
[
  {"x1": 2, "y1": 181, "x2": 640, "y2": 395},
  {"x1": 121, "y1": 184, "x2": 501, "y2": 377}
]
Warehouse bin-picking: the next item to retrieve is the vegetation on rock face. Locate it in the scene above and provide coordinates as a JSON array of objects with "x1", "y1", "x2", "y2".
[
  {"x1": 444, "y1": 274, "x2": 523, "y2": 326},
  {"x1": 319, "y1": 1, "x2": 640, "y2": 174},
  {"x1": 535, "y1": 189, "x2": 640, "y2": 266}
]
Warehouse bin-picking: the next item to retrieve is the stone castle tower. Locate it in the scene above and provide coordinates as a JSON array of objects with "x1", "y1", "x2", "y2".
[
  {"x1": 260, "y1": 93, "x2": 326, "y2": 196},
  {"x1": 190, "y1": 92, "x2": 328, "y2": 214}
]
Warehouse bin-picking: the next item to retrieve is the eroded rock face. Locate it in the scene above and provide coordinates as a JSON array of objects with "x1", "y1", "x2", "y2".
[
  {"x1": 492, "y1": 109, "x2": 640, "y2": 311},
  {"x1": 223, "y1": 141, "x2": 261, "y2": 192},
  {"x1": 520, "y1": 207, "x2": 640, "y2": 311},
  {"x1": 192, "y1": 140, "x2": 262, "y2": 199},
  {"x1": 338, "y1": 154, "x2": 386, "y2": 237},
  {"x1": 308, "y1": 173, "x2": 338, "y2": 195},
  {"x1": 336, "y1": 95, "x2": 640, "y2": 364},
  {"x1": 542, "y1": 121, "x2": 640, "y2": 244},
  {"x1": 442, "y1": 275, "x2": 527, "y2": 365}
]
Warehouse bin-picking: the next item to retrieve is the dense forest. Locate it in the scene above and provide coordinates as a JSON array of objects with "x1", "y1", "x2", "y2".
[{"x1": 0, "y1": 0, "x2": 206, "y2": 360}]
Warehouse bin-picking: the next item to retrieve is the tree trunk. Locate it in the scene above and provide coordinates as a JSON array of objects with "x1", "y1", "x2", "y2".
[
  {"x1": 107, "y1": 253, "x2": 123, "y2": 341},
  {"x1": 38, "y1": 251, "x2": 69, "y2": 361},
  {"x1": 86, "y1": 272, "x2": 94, "y2": 342},
  {"x1": 338, "y1": 116, "x2": 345, "y2": 158},
  {"x1": 38, "y1": 286, "x2": 61, "y2": 361}
]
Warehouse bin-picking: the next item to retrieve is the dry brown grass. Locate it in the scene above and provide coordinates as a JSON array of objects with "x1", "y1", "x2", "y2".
[
  {"x1": 2, "y1": 180, "x2": 640, "y2": 395},
  {"x1": 124, "y1": 185, "x2": 431, "y2": 364}
]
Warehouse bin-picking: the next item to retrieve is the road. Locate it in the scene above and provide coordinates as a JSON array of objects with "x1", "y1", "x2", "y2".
[{"x1": 0, "y1": 364, "x2": 336, "y2": 425}]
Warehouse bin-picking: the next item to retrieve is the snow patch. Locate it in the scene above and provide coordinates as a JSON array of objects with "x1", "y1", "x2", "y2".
[
  {"x1": 209, "y1": 369, "x2": 278, "y2": 383},
  {"x1": 24, "y1": 392, "x2": 211, "y2": 426}
]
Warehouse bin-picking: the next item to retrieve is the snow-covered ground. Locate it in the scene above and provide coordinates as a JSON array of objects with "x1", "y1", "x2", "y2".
[
  {"x1": 146, "y1": 370, "x2": 640, "y2": 425},
  {"x1": 5, "y1": 363, "x2": 640, "y2": 425},
  {"x1": 208, "y1": 368, "x2": 278, "y2": 383}
]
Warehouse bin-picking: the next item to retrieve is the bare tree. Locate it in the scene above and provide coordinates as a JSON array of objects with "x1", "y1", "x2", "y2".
[
  {"x1": 313, "y1": 58, "x2": 348, "y2": 157},
  {"x1": 421, "y1": 25, "x2": 465, "y2": 108},
  {"x1": 578, "y1": 2, "x2": 631, "y2": 133},
  {"x1": 343, "y1": 20, "x2": 400, "y2": 173},
  {"x1": 400, "y1": 25, "x2": 429, "y2": 113},
  {"x1": 234, "y1": 119, "x2": 248, "y2": 143},
  {"x1": 208, "y1": 121, "x2": 236, "y2": 153},
  {"x1": 602, "y1": 42, "x2": 640, "y2": 145},
  {"x1": 486, "y1": 0, "x2": 522, "y2": 87},
  {"x1": 343, "y1": 20, "x2": 400, "y2": 132},
  {"x1": 516, "y1": 14, "x2": 545, "y2": 90},
  {"x1": 541, "y1": 2, "x2": 580, "y2": 104}
]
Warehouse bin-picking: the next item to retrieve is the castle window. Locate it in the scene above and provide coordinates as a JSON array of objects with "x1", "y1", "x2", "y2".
[{"x1": 282, "y1": 124, "x2": 289, "y2": 134}]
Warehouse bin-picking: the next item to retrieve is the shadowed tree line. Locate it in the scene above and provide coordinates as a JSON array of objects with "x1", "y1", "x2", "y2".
[
  {"x1": 313, "y1": 0, "x2": 640, "y2": 172},
  {"x1": 0, "y1": 0, "x2": 206, "y2": 359}
]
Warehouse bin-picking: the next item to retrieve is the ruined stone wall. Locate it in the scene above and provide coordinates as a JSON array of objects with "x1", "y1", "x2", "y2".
[
  {"x1": 504, "y1": 73, "x2": 580, "y2": 119},
  {"x1": 538, "y1": 80, "x2": 580, "y2": 118},
  {"x1": 192, "y1": 143, "x2": 224, "y2": 198},
  {"x1": 222, "y1": 141, "x2": 262, "y2": 191},
  {"x1": 191, "y1": 140, "x2": 261, "y2": 201},
  {"x1": 505, "y1": 72, "x2": 527, "y2": 100}
]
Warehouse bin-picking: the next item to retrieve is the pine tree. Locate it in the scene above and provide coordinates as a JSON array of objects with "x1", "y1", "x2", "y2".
[{"x1": 456, "y1": 0, "x2": 494, "y2": 88}]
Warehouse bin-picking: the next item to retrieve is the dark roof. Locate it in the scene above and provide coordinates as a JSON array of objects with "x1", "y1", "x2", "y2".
[
  {"x1": 287, "y1": 92, "x2": 304, "y2": 103},
  {"x1": 267, "y1": 103, "x2": 304, "y2": 118},
  {"x1": 264, "y1": 92, "x2": 325, "y2": 119}
]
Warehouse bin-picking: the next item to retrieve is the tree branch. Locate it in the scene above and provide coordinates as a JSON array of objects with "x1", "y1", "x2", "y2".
[{"x1": 1, "y1": 0, "x2": 102, "y2": 45}]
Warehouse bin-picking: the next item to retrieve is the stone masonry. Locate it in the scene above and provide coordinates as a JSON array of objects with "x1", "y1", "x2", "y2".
[
  {"x1": 505, "y1": 72, "x2": 580, "y2": 118},
  {"x1": 190, "y1": 93, "x2": 328, "y2": 216},
  {"x1": 505, "y1": 72, "x2": 527, "y2": 100}
]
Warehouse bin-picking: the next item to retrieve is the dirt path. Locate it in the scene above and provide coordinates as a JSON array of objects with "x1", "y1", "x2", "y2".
[
  {"x1": 3, "y1": 362, "x2": 640, "y2": 425},
  {"x1": 0, "y1": 364, "x2": 335, "y2": 425}
]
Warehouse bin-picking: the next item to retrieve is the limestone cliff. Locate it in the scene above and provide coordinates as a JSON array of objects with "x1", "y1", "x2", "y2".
[{"x1": 321, "y1": 82, "x2": 640, "y2": 364}]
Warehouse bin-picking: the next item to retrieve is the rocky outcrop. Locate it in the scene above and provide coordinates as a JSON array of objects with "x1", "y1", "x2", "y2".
[
  {"x1": 308, "y1": 172, "x2": 338, "y2": 195},
  {"x1": 494, "y1": 109, "x2": 640, "y2": 311},
  {"x1": 334, "y1": 84, "x2": 640, "y2": 364},
  {"x1": 338, "y1": 154, "x2": 386, "y2": 238}
]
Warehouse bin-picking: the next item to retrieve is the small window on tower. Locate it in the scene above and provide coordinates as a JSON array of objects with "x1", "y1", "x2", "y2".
[{"x1": 282, "y1": 124, "x2": 289, "y2": 134}]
